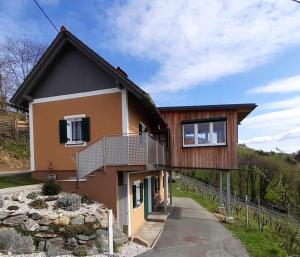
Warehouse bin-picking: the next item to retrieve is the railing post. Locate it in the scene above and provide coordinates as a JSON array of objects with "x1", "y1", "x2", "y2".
[
  {"x1": 156, "y1": 140, "x2": 159, "y2": 165},
  {"x1": 76, "y1": 152, "x2": 79, "y2": 188},
  {"x1": 103, "y1": 136, "x2": 106, "y2": 170},
  {"x1": 145, "y1": 134, "x2": 149, "y2": 164}
]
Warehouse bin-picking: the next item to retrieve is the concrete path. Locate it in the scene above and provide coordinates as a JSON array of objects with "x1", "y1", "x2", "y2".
[
  {"x1": 0, "y1": 170, "x2": 31, "y2": 177},
  {"x1": 140, "y1": 197, "x2": 249, "y2": 257},
  {"x1": 0, "y1": 184, "x2": 42, "y2": 195}
]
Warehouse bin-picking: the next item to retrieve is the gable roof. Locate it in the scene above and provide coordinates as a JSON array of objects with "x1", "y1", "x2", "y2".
[
  {"x1": 10, "y1": 28, "x2": 166, "y2": 127},
  {"x1": 158, "y1": 103, "x2": 257, "y2": 123}
]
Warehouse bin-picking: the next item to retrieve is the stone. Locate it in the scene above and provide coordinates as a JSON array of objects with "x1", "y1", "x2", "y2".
[
  {"x1": 2, "y1": 214, "x2": 27, "y2": 226},
  {"x1": 113, "y1": 231, "x2": 128, "y2": 247},
  {"x1": 0, "y1": 211, "x2": 9, "y2": 220},
  {"x1": 76, "y1": 234, "x2": 95, "y2": 241},
  {"x1": 36, "y1": 226, "x2": 50, "y2": 232},
  {"x1": 53, "y1": 215, "x2": 70, "y2": 226},
  {"x1": 12, "y1": 192, "x2": 24, "y2": 202},
  {"x1": 78, "y1": 240, "x2": 87, "y2": 245},
  {"x1": 95, "y1": 229, "x2": 108, "y2": 252},
  {"x1": 0, "y1": 228, "x2": 35, "y2": 254},
  {"x1": 24, "y1": 219, "x2": 40, "y2": 231},
  {"x1": 46, "y1": 237, "x2": 70, "y2": 256},
  {"x1": 71, "y1": 215, "x2": 84, "y2": 225},
  {"x1": 37, "y1": 217, "x2": 51, "y2": 225},
  {"x1": 29, "y1": 212, "x2": 42, "y2": 220},
  {"x1": 88, "y1": 244, "x2": 99, "y2": 255},
  {"x1": 49, "y1": 213, "x2": 59, "y2": 220},
  {"x1": 84, "y1": 214, "x2": 96, "y2": 223},
  {"x1": 65, "y1": 237, "x2": 78, "y2": 251},
  {"x1": 34, "y1": 232, "x2": 58, "y2": 238},
  {"x1": 37, "y1": 240, "x2": 46, "y2": 252},
  {"x1": 0, "y1": 196, "x2": 4, "y2": 208}
]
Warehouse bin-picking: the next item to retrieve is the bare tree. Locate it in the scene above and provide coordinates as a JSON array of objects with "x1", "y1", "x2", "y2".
[{"x1": 0, "y1": 37, "x2": 47, "y2": 103}]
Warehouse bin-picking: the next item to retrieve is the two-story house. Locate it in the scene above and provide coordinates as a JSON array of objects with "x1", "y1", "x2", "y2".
[{"x1": 11, "y1": 27, "x2": 256, "y2": 237}]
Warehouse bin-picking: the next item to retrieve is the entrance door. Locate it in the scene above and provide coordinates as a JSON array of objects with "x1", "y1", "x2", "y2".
[{"x1": 144, "y1": 179, "x2": 149, "y2": 218}]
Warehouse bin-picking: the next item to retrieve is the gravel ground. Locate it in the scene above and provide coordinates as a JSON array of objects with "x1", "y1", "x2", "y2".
[
  {"x1": 0, "y1": 190, "x2": 101, "y2": 218},
  {"x1": 0, "y1": 242, "x2": 149, "y2": 257}
]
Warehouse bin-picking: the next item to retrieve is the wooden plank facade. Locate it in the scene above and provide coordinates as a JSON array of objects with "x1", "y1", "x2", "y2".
[{"x1": 160, "y1": 109, "x2": 238, "y2": 170}]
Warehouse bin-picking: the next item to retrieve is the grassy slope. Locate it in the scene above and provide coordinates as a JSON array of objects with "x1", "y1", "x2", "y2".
[
  {"x1": 0, "y1": 174, "x2": 39, "y2": 189},
  {"x1": 172, "y1": 181, "x2": 287, "y2": 257}
]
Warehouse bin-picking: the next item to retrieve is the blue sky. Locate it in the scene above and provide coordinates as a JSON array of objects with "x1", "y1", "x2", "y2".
[{"x1": 1, "y1": 0, "x2": 300, "y2": 153}]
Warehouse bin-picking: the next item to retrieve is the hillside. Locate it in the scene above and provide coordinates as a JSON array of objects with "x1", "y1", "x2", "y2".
[{"x1": 0, "y1": 110, "x2": 30, "y2": 171}]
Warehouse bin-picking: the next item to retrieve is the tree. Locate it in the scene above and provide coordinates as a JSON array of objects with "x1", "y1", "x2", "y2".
[{"x1": 0, "y1": 37, "x2": 47, "y2": 104}]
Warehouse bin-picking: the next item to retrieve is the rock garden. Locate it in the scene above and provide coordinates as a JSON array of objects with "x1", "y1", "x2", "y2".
[{"x1": 0, "y1": 181, "x2": 148, "y2": 256}]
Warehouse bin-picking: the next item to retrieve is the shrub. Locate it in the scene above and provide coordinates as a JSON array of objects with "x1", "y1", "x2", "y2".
[
  {"x1": 81, "y1": 194, "x2": 94, "y2": 205},
  {"x1": 7, "y1": 205, "x2": 19, "y2": 211},
  {"x1": 73, "y1": 245, "x2": 87, "y2": 256},
  {"x1": 29, "y1": 199, "x2": 48, "y2": 209},
  {"x1": 57, "y1": 193, "x2": 81, "y2": 211},
  {"x1": 62, "y1": 224, "x2": 95, "y2": 238},
  {"x1": 42, "y1": 180, "x2": 61, "y2": 195},
  {"x1": 26, "y1": 192, "x2": 37, "y2": 200}
]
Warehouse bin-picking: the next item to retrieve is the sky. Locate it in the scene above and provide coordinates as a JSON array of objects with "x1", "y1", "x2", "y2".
[{"x1": 0, "y1": 0, "x2": 300, "y2": 153}]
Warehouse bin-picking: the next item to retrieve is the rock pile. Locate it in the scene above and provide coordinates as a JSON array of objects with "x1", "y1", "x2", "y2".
[{"x1": 0, "y1": 192, "x2": 128, "y2": 256}]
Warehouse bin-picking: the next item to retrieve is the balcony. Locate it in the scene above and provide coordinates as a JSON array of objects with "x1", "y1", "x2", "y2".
[{"x1": 76, "y1": 133, "x2": 166, "y2": 179}]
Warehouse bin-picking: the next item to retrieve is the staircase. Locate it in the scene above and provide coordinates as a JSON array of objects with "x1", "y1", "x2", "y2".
[{"x1": 76, "y1": 133, "x2": 166, "y2": 179}]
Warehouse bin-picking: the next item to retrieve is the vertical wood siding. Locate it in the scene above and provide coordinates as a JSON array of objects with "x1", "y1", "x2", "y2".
[{"x1": 161, "y1": 110, "x2": 238, "y2": 170}]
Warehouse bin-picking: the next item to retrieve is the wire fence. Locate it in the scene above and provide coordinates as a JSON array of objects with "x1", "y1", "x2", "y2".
[{"x1": 179, "y1": 174, "x2": 300, "y2": 229}]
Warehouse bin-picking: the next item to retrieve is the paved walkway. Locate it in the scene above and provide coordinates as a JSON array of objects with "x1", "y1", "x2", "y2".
[{"x1": 140, "y1": 197, "x2": 249, "y2": 257}]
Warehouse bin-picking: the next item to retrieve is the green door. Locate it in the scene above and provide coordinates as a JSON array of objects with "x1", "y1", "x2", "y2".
[{"x1": 144, "y1": 179, "x2": 149, "y2": 218}]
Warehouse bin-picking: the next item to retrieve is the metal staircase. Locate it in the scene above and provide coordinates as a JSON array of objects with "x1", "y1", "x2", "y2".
[{"x1": 76, "y1": 133, "x2": 166, "y2": 179}]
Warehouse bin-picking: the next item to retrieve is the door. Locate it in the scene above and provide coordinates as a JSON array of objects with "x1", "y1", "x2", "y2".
[{"x1": 144, "y1": 179, "x2": 149, "y2": 218}]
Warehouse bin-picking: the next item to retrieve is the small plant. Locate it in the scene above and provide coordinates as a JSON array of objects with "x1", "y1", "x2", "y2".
[
  {"x1": 57, "y1": 193, "x2": 81, "y2": 211},
  {"x1": 62, "y1": 224, "x2": 96, "y2": 238},
  {"x1": 42, "y1": 180, "x2": 61, "y2": 195},
  {"x1": 29, "y1": 199, "x2": 48, "y2": 209},
  {"x1": 7, "y1": 205, "x2": 19, "y2": 211},
  {"x1": 73, "y1": 245, "x2": 87, "y2": 256},
  {"x1": 81, "y1": 194, "x2": 94, "y2": 205},
  {"x1": 26, "y1": 192, "x2": 38, "y2": 200}
]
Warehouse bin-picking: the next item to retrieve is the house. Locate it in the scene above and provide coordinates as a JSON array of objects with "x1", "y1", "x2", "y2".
[{"x1": 11, "y1": 27, "x2": 256, "y2": 237}]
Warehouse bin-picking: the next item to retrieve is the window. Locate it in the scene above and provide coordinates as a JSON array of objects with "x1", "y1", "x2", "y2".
[
  {"x1": 59, "y1": 114, "x2": 90, "y2": 147},
  {"x1": 182, "y1": 120, "x2": 226, "y2": 147},
  {"x1": 132, "y1": 181, "x2": 143, "y2": 208}
]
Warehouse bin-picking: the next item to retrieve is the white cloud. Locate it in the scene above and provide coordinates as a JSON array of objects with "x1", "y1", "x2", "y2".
[
  {"x1": 105, "y1": 0, "x2": 300, "y2": 93},
  {"x1": 249, "y1": 74, "x2": 300, "y2": 94},
  {"x1": 261, "y1": 96, "x2": 300, "y2": 110},
  {"x1": 240, "y1": 128, "x2": 300, "y2": 144}
]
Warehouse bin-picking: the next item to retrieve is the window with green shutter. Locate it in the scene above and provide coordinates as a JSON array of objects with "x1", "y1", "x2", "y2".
[
  {"x1": 61, "y1": 114, "x2": 90, "y2": 146},
  {"x1": 132, "y1": 185, "x2": 137, "y2": 208}
]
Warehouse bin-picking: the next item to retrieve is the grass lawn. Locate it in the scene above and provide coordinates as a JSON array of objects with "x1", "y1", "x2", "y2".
[
  {"x1": 0, "y1": 174, "x2": 40, "y2": 189},
  {"x1": 172, "y1": 180, "x2": 287, "y2": 257}
]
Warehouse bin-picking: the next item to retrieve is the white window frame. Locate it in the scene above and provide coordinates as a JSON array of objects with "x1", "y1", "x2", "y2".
[
  {"x1": 182, "y1": 120, "x2": 226, "y2": 147},
  {"x1": 64, "y1": 114, "x2": 86, "y2": 147},
  {"x1": 134, "y1": 180, "x2": 142, "y2": 209}
]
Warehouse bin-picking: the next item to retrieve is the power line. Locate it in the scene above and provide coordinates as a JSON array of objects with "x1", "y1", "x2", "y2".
[
  {"x1": 32, "y1": 0, "x2": 59, "y2": 33},
  {"x1": 291, "y1": 0, "x2": 300, "y2": 4}
]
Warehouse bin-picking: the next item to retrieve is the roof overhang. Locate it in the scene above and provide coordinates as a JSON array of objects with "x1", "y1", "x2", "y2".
[{"x1": 158, "y1": 103, "x2": 257, "y2": 124}]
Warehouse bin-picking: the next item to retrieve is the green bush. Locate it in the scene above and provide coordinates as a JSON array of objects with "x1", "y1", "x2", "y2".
[
  {"x1": 42, "y1": 180, "x2": 61, "y2": 195},
  {"x1": 73, "y1": 245, "x2": 87, "y2": 256},
  {"x1": 81, "y1": 194, "x2": 94, "y2": 205},
  {"x1": 29, "y1": 199, "x2": 48, "y2": 209},
  {"x1": 62, "y1": 224, "x2": 96, "y2": 238},
  {"x1": 26, "y1": 192, "x2": 37, "y2": 200},
  {"x1": 57, "y1": 193, "x2": 81, "y2": 211}
]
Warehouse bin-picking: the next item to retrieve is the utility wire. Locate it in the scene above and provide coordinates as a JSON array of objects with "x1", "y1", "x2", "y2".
[
  {"x1": 291, "y1": 0, "x2": 300, "y2": 4},
  {"x1": 32, "y1": 0, "x2": 59, "y2": 33}
]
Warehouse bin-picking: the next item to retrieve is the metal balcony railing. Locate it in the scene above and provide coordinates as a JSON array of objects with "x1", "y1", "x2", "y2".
[{"x1": 76, "y1": 133, "x2": 166, "y2": 179}]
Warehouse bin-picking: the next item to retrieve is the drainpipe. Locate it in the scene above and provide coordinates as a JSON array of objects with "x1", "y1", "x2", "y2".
[
  {"x1": 226, "y1": 171, "x2": 234, "y2": 223},
  {"x1": 164, "y1": 170, "x2": 168, "y2": 213}
]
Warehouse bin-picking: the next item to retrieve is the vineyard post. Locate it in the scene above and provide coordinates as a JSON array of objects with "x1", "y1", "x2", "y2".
[
  {"x1": 246, "y1": 195, "x2": 249, "y2": 229},
  {"x1": 258, "y1": 197, "x2": 262, "y2": 232}
]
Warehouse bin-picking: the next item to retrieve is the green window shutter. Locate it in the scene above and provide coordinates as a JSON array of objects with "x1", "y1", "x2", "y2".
[
  {"x1": 140, "y1": 183, "x2": 143, "y2": 203},
  {"x1": 132, "y1": 185, "x2": 136, "y2": 208},
  {"x1": 59, "y1": 120, "x2": 67, "y2": 143},
  {"x1": 81, "y1": 117, "x2": 90, "y2": 142}
]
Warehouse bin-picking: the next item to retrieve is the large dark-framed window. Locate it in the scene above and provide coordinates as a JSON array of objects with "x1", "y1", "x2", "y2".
[{"x1": 182, "y1": 118, "x2": 227, "y2": 147}]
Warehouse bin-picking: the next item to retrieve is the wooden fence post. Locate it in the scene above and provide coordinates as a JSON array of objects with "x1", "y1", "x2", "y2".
[
  {"x1": 258, "y1": 197, "x2": 262, "y2": 232},
  {"x1": 246, "y1": 195, "x2": 249, "y2": 229}
]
